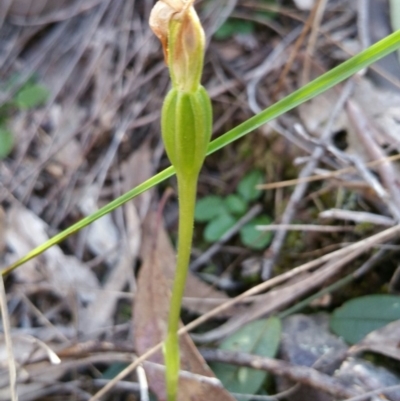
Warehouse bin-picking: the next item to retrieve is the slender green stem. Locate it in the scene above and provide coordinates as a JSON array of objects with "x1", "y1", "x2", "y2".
[{"x1": 164, "y1": 173, "x2": 198, "y2": 401}]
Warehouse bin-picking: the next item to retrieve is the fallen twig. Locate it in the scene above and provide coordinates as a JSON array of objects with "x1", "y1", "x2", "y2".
[
  {"x1": 256, "y1": 224, "x2": 354, "y2": 232},
  {"x1": 340, "y1": 384, "x2": 400, "y2": 401},
  {"x1": 199, "y1": 348, "x2": 359, "y2": 399},
  {"x1": 257, "y1": 154, "x2": 400, "y2": 190},
  {"x1": 319, "y1": 209, "x2": 395, "y2": 226},
  {"x1": 347, "y1": 99, "x2": 400, "y2": 220}
]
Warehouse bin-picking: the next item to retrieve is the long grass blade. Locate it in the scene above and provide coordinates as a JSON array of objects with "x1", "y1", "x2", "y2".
[{"x1": 3, "y1": 29, "x2": 400, "y2": 275}]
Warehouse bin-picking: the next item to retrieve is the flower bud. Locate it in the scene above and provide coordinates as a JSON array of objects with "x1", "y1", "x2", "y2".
[
  {"x1": 149, "y1": 0, "x2": 205, "y2": 92},
  {"x1": 168, "y1": 6, "x2": 205, "y2": 92}
]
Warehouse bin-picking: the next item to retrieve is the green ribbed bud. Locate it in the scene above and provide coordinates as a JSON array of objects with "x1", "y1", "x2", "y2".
[{"x1": 161, "y1": 85, "x2": 212, "y2": 179}]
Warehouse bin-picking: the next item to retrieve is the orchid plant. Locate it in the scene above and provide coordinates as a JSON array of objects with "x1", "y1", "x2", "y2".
[
  {"x1": 150, "y1": 1, "x2": 211, "y2": 399},
  {"x1": 3, "y1": 1, "x2": 400, "y2": 400}
]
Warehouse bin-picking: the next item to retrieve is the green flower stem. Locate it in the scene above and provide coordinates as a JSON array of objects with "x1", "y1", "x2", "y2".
[
  {"x1": 165, "y1": 173, "x2": 197, "y2": 401},
  {"x1": 158, "y1": 6, "x2": 212, "y2": 397}
]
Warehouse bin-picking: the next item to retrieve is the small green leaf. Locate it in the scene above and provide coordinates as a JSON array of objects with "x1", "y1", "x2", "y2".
[
  {"x1": 240, "y1": 215, "x2": 272, "y2": 250},
  {"x1": 0, "y1": 128, "x2": 14, "y2": 159},
  {"x1": 195, "y1": 195, "x2": 226, "y2": 222},
  {"x1": 237, "y1": 170, "x2": 264, "y2": 202},
  {"x1": 211, "y1": 317, "x2": 281, "y2": 395},
  {"x1": 15, "y1": 84, "x2": 49, "y2": 109},
  {"x1": 214, "y1": 19, "x2": 255, "y2": 40},
  {"x1": 225, "y1": 194, "x2": 247, "y2": 215},
  {"x1": 204, "y1": 213, "x2": 236, "y2": 242},
  {"x1": 330, "y1": 295, "x2": 400, "y2": 344}
]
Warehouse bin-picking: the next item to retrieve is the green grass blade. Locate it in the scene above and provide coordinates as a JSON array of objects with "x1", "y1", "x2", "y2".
[{"x1": 4, "y1": 29, "x2": 400, "y2": 275}]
